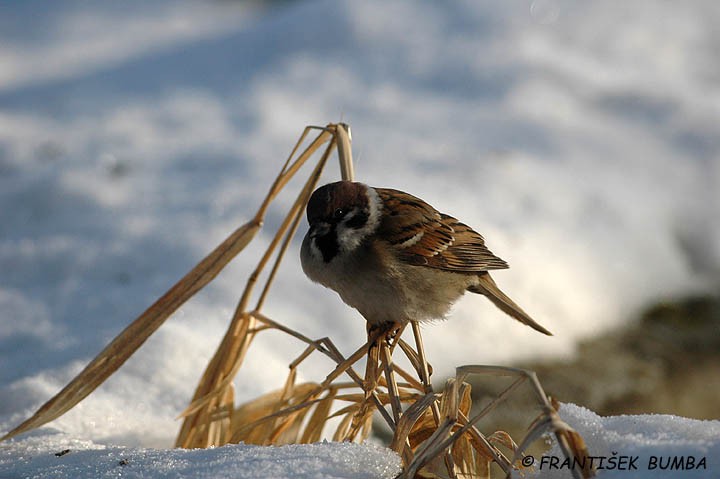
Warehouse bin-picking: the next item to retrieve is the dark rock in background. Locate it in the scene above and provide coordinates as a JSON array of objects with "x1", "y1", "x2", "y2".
[{"x1": 467, "y1": 295, "x2": 720, "y2": 444}]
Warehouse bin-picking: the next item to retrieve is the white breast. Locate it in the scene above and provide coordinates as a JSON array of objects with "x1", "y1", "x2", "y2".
[{"x1": 301, "y1": 235, "x2": 474, "y2": 325}]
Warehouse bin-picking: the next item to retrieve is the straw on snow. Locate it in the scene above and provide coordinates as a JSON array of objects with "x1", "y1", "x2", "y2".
[{"x1": 1, "y1": 124, "x2": 593, "y2": 479}]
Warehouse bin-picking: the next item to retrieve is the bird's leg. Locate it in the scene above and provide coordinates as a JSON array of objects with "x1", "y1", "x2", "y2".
[
  {"x1": 346, "y1": 322, "x2": 402, "y2": 441},
  {"x1": 346, "y1": 327, "x2": 381, "y2": 440},
  {"x1": 378, "y1": 324, "x2": 405, "y2": 425},
  {"x1": 366, "y1": 321, "x2": 401, "y2": 345}
]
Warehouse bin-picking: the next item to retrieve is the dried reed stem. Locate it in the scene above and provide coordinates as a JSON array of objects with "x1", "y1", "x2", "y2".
[
  {"x1": 1, "y1": 214, "x2": 262, "y2": 442},
  {"x1": 2, "y1": 122, "x2": 592, "y2": 479},
  {"x1": 176, "y1": 127, "x2": 338, "y2": 447}
]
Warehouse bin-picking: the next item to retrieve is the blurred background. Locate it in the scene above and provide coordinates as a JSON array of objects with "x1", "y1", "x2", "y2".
[{"x1": 1, "y1": 0, "x2": 718, "y2": 447}]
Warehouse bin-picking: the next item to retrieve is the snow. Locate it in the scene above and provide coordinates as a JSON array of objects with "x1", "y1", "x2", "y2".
[
  {"x1": 0, "y1": 435, "x2": 402, "y2": 479},
  {"x1": 1, "y1": 0, "x2": 719, "y2": 477},
  {"x1": 532, "y1": 404, "x2": 720, "y2": 478},
  {"x1": 2, "y1": 405, "x2": 717, "y2": 479}
]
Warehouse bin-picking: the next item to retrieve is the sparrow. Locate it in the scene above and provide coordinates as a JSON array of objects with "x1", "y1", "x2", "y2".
[{"x1": 300, "y1": 181, "x2": 552, "y2": 336}]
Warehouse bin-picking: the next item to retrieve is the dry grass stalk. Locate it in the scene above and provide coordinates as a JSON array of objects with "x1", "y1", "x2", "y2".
[
  {"x1": 0, "y1": 196, "x2": 262, "y2": 443},
  {"x1": 2, "y1": 123, "x2": 592, "y2": 479}
]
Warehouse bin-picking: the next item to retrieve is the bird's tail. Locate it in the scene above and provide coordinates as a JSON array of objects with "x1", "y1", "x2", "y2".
[{"x1": 468, "y1": 273, "x2": 553, "y2": 336}]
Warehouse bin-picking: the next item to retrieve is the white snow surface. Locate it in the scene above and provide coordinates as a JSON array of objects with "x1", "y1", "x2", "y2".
[
  {"x1": 533, "y1": 404, "x2": 720, "y2": 478},
  {"x1": 1, "y1": 0, "x2": 719, "y2": 477},
  {"x1": 0, "y1": 436, "x2": 402, "y2": 479},
  {"x1": 1, "y1": 404, "x2": 717, "y2": 479}
]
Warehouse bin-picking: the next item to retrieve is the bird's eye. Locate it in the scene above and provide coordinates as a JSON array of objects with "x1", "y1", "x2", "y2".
[{"x1": 333, "y1": 208, "x2": 345, "y2": 219}]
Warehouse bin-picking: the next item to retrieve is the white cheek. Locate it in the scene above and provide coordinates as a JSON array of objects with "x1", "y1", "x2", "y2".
[
  {"x1": 336, "y1": 224, "x2": 367, "y2": 252},
  {"x1": 365, "y1": 187, "x2": 381, "y2": 232},
  {"x1": 301, "y1": 234, "x2": 322, "y2": 270},
  {"x1": 335, "y1": 185, "x2": 382, "y2": 253}
]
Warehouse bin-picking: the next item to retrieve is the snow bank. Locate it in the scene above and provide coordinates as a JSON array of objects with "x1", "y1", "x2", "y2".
[
  {"x1": 0, "y1": 434, "x2": 401, "y2": 479},
  {"x1": 531, "y1": 403, "x2": 720, "y2": 478},
  {"x1": 2, "y1": 404, "x2": 718, "y2": 479},
  {"x1": 1, "y1": 0, "x2": 718, "y2": 458}
]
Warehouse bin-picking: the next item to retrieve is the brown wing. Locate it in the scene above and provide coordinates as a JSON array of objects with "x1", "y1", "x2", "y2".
[{"x1": 375, "y1": 188, "x2": 509, "y2": 273}]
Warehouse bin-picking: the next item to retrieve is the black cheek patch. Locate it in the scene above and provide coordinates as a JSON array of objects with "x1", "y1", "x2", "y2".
[
  {"x1": 345, "y1": 211, "x2": 369, "y2": 229},
  {"x1": 316, "y1": 230, "x2": 339, "y2": 263}
]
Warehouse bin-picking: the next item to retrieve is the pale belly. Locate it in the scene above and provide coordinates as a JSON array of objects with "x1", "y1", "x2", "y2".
[{"x1": 302, "y1": 239, "x2": 475, "y2": 324}]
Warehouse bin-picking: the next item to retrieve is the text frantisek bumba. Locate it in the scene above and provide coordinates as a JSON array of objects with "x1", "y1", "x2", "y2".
[{"x1": 522, "y1": 453, "x2": 708, "y2": 472}]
